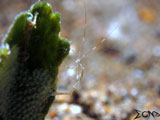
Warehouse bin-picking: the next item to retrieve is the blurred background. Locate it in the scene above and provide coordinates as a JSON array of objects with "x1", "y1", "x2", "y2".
[{"x1": 0, "y1": 0, "x2": 160, "y2": 120}]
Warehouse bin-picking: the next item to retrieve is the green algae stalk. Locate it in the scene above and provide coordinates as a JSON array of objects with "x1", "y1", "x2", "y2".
[{"x1": 0, "y1": 1, "x2": 70, "y2": 120}]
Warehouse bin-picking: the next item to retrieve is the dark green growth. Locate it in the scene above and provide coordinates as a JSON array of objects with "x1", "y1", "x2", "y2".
[{"x1": 0, "y1": 1, "x2": 70, "y2": 120}]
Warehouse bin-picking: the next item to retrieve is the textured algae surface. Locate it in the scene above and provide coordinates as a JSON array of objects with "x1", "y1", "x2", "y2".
[{"x1": 0, "y1": 1, "x2": 70, "y2": 120}]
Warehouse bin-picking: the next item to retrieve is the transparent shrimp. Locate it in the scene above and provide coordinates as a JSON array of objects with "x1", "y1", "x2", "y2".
[
  {"x1": 53, "y1": 0, "x2": 87, "y2": 96},
  {"x1": 68, "y1": 1, "x2": 119, "y2": 93},
  {"x1": 71, "y1": 0, "x2": 87, "y2": 91},
  {"x1": 53, "y1": 0, "x2": 119, "y2": 96}
]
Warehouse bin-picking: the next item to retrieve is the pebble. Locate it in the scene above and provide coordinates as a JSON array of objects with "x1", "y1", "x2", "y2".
[
  {"x1": 48, "y1": 111, "x2": 57, "y2": 118},
  {"x1": 58, "y1": 103, "x2": 69, "y2": 112},
  {"x1": 69, "y1": 104, "x2": 82, "y2": 114},
  {"x1": 131, "y1": 88, "x2": 138, "y2": 96},
  {"x1": 56, "y1": 95, "x2": 70, "y2": 103},
  {"x1": 133, "y1": 69, "x2": 144, "y2": 79},
  {"x1": 64, "y1": 116, "x2": 71, "y2": 120},
  {"x1": 88, "y1": 90, "x2": 99, "y2": 101},
  {"x1": 105, "y1": 105, "x2": 113, "y2": 114}
]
